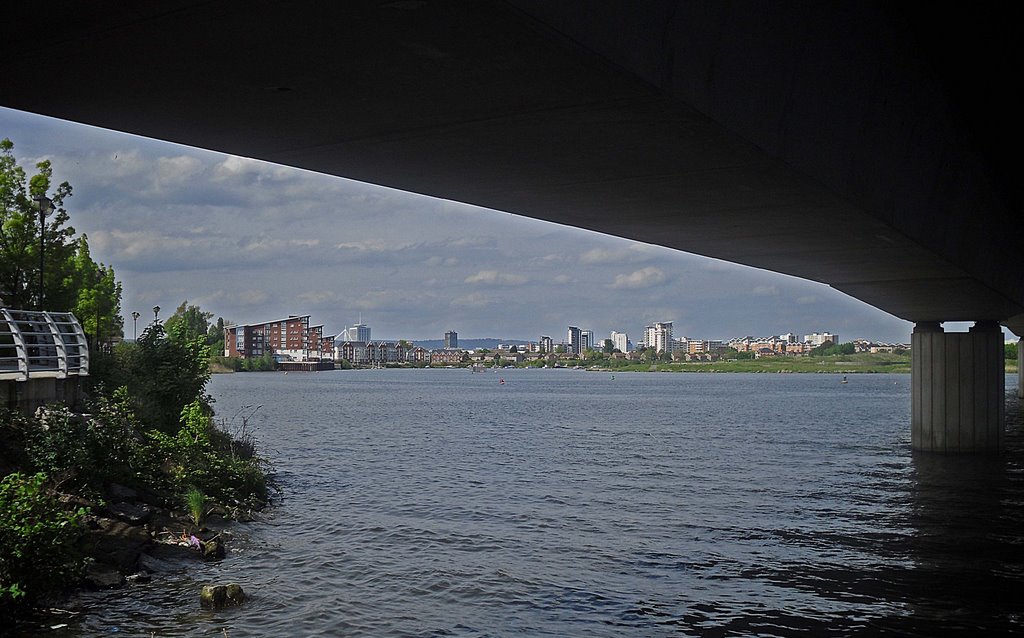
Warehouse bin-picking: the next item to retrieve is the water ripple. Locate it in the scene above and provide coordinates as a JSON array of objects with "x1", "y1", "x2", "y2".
[{"x1": 43, "y1": 371, "x2": 1024, "y2": 637}]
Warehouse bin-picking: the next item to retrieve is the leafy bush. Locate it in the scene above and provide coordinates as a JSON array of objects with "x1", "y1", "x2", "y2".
[
  {"x1": 94, "y1": 322, "x2": 211, "y2": 433},
  {"x1": 21, "y1": 390, "x2": 144, "y2": 497},
  {"x1": 146, "y1": 400, "x2": 267, "y2": 506},
  {"x1": 0, "y1": 473, "x2": 86, "y2": 606},
  {"x1": 810, "y1": 341, "x2": 856, "y2": 356},
  {"x1": 211, "y1": 355, "x2": 244, "y2": 371},
  {"x1": 242, "y1": 352, "x2": 276, "y2": 372}
]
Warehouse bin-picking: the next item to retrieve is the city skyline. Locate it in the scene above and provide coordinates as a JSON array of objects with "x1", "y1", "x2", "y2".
[{"x1": 2, "y1": 107, "x2": 917, "y2": 343}]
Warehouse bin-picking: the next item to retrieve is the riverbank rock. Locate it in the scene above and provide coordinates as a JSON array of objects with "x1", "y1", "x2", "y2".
[
  {"x1": 82, "y1": 516, "x2": 153, "y2": 573},
  {"x1": 83, "y1": 562, "x2": 124, "y2": 589},
  {"x1": 201, "y1": 537, "x2": 226, "y2": 561},
  {"x1": 199, "y1": 583, "x2": 246, "y2": 609},
  {"x1": 104, "y1": 500, "x2": 153, "y2": 525}
]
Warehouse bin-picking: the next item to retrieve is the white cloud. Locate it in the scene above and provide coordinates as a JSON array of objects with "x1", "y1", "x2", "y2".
[
  {"x1": 752, "y1": 285, "x2": 779, "y2": 296},
  {"x1": 608, "y1": 267, "x2": 666, "y2": 289},
  {"x1": 579, "y1": 244, "x2": 656, "y2": 265},
  {"x1": 464, "y1": 270, "x2": 528, "y2": 286},
  {"x1": 424, "y1": 256, "x2": 458, "y2": 267},
  {"x1": 797, "y1": 295, "x2": 819, "y2": 305}
]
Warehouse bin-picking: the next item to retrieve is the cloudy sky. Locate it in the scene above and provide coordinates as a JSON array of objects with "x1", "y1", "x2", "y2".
[{"x1": 1, "y1": 107, "x2": 914, "y2": 344}]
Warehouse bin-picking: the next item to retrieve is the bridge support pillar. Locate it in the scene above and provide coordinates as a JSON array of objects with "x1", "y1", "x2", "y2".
[{"x1": 912, "y1": 321, "x2": 1003, "y2": 452}]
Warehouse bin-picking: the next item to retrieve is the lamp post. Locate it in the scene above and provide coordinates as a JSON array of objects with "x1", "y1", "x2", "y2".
[
  {"x1": 153, "y1": 305, "x2": 161, "y2": 325},
  {"x1": 95, "y1": 268, "x2": 103, "y2": 352},
  {"x1": 131, "y1": 311, "x2": 140, "y2": 341},
  {"x1": 32, "y1": 196, "x2": 54, "y2": 310}
]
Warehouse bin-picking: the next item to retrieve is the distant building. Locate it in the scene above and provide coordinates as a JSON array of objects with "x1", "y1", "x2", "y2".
[
  {"x1": 567, "y1": 326, "x2": 582, "y2": 355},
  {"x1": 610, "y1": 331, "x2": 629, "y2": 353},
  {"x1": 687, "y1": 339, "x2": 724, "y2": 355},
  {"x1": 409, "y1": 345, "x2": 429, "y2": 362},
  {"x1": 444, "y1": 330, "x2": 458, "y2": 349},
  {"x1": 581, "y1": 330, "x2": 594, "y2": 352},
  {"x1": 540, "y1": 335, "x2": 553, "y2": 353},
  {"x1": 340, "y1": 323, "x2": 371, "y2": 343},
  {"x1": 338, "y1": 341, "x2": 368, "y2": 365},
  {"x1": 805, "y1": 332, "x2": 839, "y2": 348},
  {"x1": 644, "y1": 321, "x2": 674, "y2": 353},
  {"x1": 321, "y1": 334, "x2": 336, "y2": 360},
  {"x1": 225, "y1": 314, "x2": 318, "y2": 361},
  {"x1": 430, "y1": 349, "x2": 464, "y2": 365}
]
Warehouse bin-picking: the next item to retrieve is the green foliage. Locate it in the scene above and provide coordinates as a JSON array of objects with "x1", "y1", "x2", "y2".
[
  {"x1": 208, "y1": 317, "x2": 226, "y2": 354},
  {"x1": 21, "y1": 393, "x2": 143, "y2": 497},
  {"x1": 71, "y1": 237, "x2": 123, "y2": 344},
  {"x1": 810, "y1": 341, "x2": 856, "y2": 356},
  {"x1": 185, "y1": 487, "x2": 206, "y2": 528},
  {"x1": 1, "y1": 138, "x2": 122, "y2": 331},
  {"x1": 0, "y1": 472, "x2": 86, "y2": 606},
  {"x1": 211, "y1": 355, "x2": 244, "y2": 371},
  {"x1": 165, "y1": 300, "x2": 214, "y2": 345},
  {"x1": 146, "y1": 400, "x2": 267, "y2": 506},
  {"x1": 242, "y1": 352, "x2": 276, "y2": 371},
  {"x1": 96, "y1": 322, "x2": 211, "y2": 433},
  {"x1": 1006, "y1": 342, "x2": 1018, "y2": 360}
]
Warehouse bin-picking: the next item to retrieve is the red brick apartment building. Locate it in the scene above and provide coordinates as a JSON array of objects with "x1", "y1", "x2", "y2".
[{"x1": 224, "y1": 315, "x2": 327, "y2": 362}]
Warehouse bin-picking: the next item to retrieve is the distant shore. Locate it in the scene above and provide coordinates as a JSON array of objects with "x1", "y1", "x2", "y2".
[{"x1": 209, "y1": 353, "x2": 1022, "y2": 376}]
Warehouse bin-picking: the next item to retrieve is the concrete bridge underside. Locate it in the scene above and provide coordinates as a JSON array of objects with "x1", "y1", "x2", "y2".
[{"x1": 1, "y1": 2, "x2": 1018, "y2": 451}]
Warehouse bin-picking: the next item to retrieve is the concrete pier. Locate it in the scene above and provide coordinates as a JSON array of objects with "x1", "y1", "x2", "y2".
[{"x1": 912, "y1": 321, "x2": 1004, "y2": 453}]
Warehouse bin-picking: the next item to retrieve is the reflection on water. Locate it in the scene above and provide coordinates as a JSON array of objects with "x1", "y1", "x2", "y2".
[
  {"x1": 896, "y1": 398, "x2": 1024, "y2": 635},
  {"x1": 31, "y1": 371, "x2": 1024, "y2": 636}
]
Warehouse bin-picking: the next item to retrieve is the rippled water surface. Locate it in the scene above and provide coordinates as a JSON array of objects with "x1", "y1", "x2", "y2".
[{"x1": 57, "y1": 370, "x2": 1024, "y2": 636}]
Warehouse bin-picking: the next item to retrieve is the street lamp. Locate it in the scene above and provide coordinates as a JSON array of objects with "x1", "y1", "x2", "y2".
[
  {"x1": 131, "y1": 311, "x2": 140, "y2": 341},
  {"x1": 95, "y1": 267, "x2": 103, "y2": 352},
  {"x1": 31, "y1": 195, "x2": 54, "y2": 310},
  {"x1": 153, "y1": 305, "x2": 161, "y2": 324}
]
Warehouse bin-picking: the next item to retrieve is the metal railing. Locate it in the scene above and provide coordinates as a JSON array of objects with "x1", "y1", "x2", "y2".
[{"x1": 0, "y1": 308, "x2": 89, "y2": 381}]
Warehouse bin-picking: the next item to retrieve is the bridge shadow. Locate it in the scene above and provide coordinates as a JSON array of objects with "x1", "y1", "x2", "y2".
[{"x1": 876, "y1": 388, "x2": 1024, "y2": 635}]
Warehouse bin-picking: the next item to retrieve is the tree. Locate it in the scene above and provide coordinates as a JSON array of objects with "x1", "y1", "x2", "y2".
[
  {"x1": 810, "y1": 341, "x2": 855, "y2": 356},
  {"x1": 1, "y1": 138, "x2": 73, "y2": 309},
  {"x1": 602, "y1": 339, "x2": 614, "y2": 354},
  {"x1": 208, "y1": 317, "x2": 226, "y2": 355},
  {"x1": 1006, "y1": 342, "x2": 1018, "y2": 361},
  {"x1": 100, "y1": 321, "x2": 212, "y2": 433},
  {"x1": 70, "y1": 237, "x2": 123, "y2": 345},
  {"x1": 0, "y1": 138, "x2": 122, "y2": 337},
  {"x1": 164, "y1": 300, "x2": 213, "y2": 344}
]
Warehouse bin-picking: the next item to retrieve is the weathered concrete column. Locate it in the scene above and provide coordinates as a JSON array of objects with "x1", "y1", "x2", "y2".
[{"x1": 912, "y1": 321, "x2": 1004, "y2": 452}]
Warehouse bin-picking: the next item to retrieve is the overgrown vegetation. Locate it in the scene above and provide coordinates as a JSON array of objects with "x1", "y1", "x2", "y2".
[
  {"x1": 0, "y1": 321, "x2": 270, "y2": 610},
  {"x1": 0, "y1": 473, "x2": 87, "y2": 608},
  {"x1": 210, "y1": 353, "x2": 277, "y2": 372},
  {"x1": 1, "y1": 136, "x2": 269, "y2": 614}
]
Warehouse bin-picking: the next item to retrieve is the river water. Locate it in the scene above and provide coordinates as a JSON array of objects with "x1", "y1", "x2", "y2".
[{"x1": 56, "y1": 369, "x2": 1024, "y2": 636}]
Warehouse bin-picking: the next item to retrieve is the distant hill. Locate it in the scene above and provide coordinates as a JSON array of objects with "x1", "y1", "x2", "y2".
[{"x1": 412, "y1": 338, "x2": 531, "y2": 350}]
